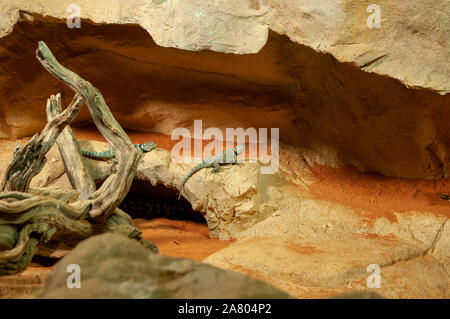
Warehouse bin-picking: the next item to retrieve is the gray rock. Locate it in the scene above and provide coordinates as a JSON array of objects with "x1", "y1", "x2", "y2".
[{"x1": 39, "y1": 233, "x2": 291, "y2": 299}]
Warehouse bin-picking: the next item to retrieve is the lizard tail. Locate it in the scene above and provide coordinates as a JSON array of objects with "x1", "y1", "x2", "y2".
[
  {"x1": 81, "y1": 149, "x2": 114, "y2": 159},
  {"x1": 178, "y1": 163, "x2": 205, "y2": 200}
]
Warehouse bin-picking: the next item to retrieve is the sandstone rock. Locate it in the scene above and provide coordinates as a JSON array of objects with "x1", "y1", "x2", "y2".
[
  {"x1": 134, "y1": 144, "x2": 283, "y2": 239},
  {"x1": 0, "y1": 139, "x2": 29, "y2": 182},
  {"x1": 432, "y1": 220, "x2": 450, "y2": 276},
  {"x1": 0, "y1": 0, "x2": 448, "y2": 300},
  {"x1": 204, "y1": 197, "x2": 449, "y2": 299},
  {"x1": 2, "y1": 138, "x2": 448, "y2": 299},
  {"x1": 39, "y1": 233, "x2": 290, "y2": 299},
  {"x1": 1, "y1": 1, "x2": 448, "y2": 94},
  {"x1": 264, "y1": 0, "x2": 450, "y2": 94}
]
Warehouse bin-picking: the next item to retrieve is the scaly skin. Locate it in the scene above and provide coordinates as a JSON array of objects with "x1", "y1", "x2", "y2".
[
  {"x1": 178, "y1": 144, "x2": 245, "y2": 199},
  {"x1": 81, "y1": 141, "x2": 157, "y2": 159}
]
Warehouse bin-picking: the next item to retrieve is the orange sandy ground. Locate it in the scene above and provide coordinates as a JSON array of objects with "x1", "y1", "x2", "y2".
[
  {"x1": 134, "y1": 218, "x2": 233, "y2": 261},
  {"x1": 309, "y1": 165, "x2": 450, "y2": 226}
]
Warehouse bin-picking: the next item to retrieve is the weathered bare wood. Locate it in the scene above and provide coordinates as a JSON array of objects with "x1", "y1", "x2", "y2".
[
  {"x1": 1, "y1": 94, "x2": 83, "y2": 192},
  {"x1": 0, "y1": 191, "x2": 153, "y2": 275},
  {"x1": 36, "y1": 41, "x2": 141, "y2": 219},
  {"x1": 0, "y1": 41, "x2": 157, "y2": 276},
  {"x1": 46, "y1": 93, "x2": 96, "y2": 200}
]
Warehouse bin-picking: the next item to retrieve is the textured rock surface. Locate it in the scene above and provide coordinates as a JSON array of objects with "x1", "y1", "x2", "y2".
[
  {"x1": 80, "y1": 140, "x2": 287, "y2": 240},
  {"x1": 0, "y1": 0, "x2": 448, "y2": 93},
  {"x1": 205, "y1": 194, "x2": 449, "y2": 299},
  {"x1": 39, "y1": 233, "x2": 290, "y2": 299},
  {"x1": 1, "y1": 136, "x2": 448, "y2": 299}
]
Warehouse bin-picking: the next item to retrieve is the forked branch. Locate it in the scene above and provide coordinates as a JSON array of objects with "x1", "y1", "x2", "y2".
[{"x1": 36, "y1": 41, "x2": 142, "y2": 219}]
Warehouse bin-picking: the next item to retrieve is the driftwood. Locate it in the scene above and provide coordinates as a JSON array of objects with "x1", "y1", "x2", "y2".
[
  {"x1": 46, "y1": 93, "x2": 96, "y2": 200},
  {"x1": 1, "y1": 94, "x2": 83, "y2": 192},
  {"x1": 0, "y1": 41, "x2": 156, "y2": 276}
]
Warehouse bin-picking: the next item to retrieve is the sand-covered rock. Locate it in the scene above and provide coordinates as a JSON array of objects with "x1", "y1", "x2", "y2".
[
  {"x1": 39, "y1": 233, "x2": 290, "y2": 299},
  {"x1": 1, "y1": 136, "x2": 448, "y2": 299},
  {"x1": 204, "y1": 196, "x2": 449, "y2": 299}
]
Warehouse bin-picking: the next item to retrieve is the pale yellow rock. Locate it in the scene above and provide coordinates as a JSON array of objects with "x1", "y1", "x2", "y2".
[
  {"x1": 0, "y1": 0, "x2": 447, "y2": 92},
  {"x1": 432, "y1": 220, "x2": 450, "y2": 278},
  {"x1": 0, "y1": 0, "x2": 448, "y2": 298},
  {"x1": 204, "y1": 198, "x2": 450, "y2": 298},
  {"x1": 136, "y1": 146, "x2": 284, "y2": 239},
  {"x1": 0, "y1": 1, "x2": 448, "y2": 180}
]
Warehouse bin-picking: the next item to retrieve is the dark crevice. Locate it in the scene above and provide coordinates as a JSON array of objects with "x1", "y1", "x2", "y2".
[
  {"x1": 118, "y1": 180, "x2": 206, "y2": 223},
  {"x1": 31, "y1": 255, "x2": 58, "y2": 267}
]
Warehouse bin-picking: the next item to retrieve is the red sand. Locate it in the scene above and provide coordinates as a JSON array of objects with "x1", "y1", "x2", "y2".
[
  {"x1": 135, "y1": 218, "x2": 233, "y2": 262},
  {"x1": 309, "y1": 164, "x2": 450, "y2": 225}
]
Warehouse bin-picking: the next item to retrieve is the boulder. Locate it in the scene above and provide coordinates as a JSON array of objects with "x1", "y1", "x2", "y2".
[{"x1": 39, "y1": 233, "x2": 290, "y2": 299}]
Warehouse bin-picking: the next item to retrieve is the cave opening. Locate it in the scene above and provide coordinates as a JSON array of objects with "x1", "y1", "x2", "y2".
[{"x1": 118, "y1": 179, "x2": 206, "y2": 224}]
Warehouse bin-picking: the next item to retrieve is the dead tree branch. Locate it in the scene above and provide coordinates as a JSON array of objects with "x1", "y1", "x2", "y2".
[
  {"x1": 46, "y1": 93, "x2": 95, "y2": 200},
  {"x1": 36, "y1": 41, "x2": 141, "y2": 219},
  {"x1": 1, "y1": 94, "x2": 83, "y2": 192}
]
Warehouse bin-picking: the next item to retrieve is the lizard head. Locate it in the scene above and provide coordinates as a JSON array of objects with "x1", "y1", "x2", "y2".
[
  {"x1": 234, "y1": 144, "x2": 245, "y2": 155},
  {"x1": 138, "y1": 141, "x2": 157, "y2": 152}
]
